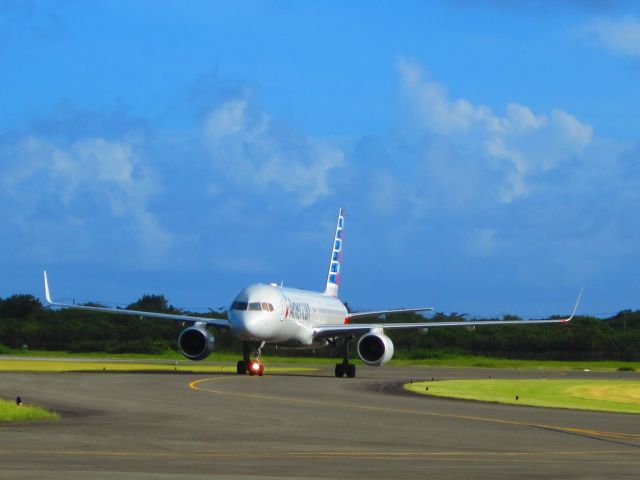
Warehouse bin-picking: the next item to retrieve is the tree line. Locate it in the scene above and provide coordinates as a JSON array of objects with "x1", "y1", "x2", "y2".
[{"x1": 0, "y1": 294, "x2": 639, "y2": 361}]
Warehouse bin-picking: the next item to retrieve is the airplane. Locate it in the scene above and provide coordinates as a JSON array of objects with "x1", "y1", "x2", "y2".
[{"x1": 43, "y1": 208, "x2": 582, "y2": 378}]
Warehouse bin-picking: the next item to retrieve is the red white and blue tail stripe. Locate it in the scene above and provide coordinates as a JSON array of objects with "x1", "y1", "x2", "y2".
[{"x1": 324, "y1": 208, "x2": 344, "y2": 296}]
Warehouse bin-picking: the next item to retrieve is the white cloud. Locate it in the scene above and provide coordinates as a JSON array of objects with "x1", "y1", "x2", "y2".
[
  {"x1": 204, "y1": 98, "x2": 249, "y2": 146},
  {"x1": 584, "y1": 17, "x2": 640, "y2": 57},
  {"x1": 397, "y1": 57, "x2": 593, "y2": 203},
  {"x1": 203, "y1": 93, "x2": 344, "y2": 206},
  {"x1": 0, "y1": 135, "x2": 172, "y2": 259}
]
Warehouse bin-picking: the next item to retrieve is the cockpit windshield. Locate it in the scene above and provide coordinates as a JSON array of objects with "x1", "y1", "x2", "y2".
[
  {"x1": 231, "y1": 301, "x2": 248, "y2": 310},
  {"x1": 231, "y1": 301, "x2": 274, "y2": 312}
]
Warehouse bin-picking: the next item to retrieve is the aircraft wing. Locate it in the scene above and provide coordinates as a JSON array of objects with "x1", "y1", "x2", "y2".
[
  {"x1": 313, "y1": 290, "x2": 582, "y2": 339},
  {"x1": 347, "y1": 307, "x2": 434, "y2": 320},
  {"x1": 43, "y1": 271, "x2": 231, "y2": 329}
]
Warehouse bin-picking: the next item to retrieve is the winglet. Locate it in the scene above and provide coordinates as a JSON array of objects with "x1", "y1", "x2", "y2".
[
  {"x1": 563, "y1": 288, "x2": 583, "y2": 323},
  {"x1": 43, "y1": 270, "x2": 53, "y2": 305}
]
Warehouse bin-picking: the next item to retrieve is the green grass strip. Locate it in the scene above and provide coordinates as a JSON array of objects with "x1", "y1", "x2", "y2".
[
  {"x1": 0, "y1": 359, "x2": 316, "y2": 373},
  {"x1": 2, "y1": 349, "x2": 638, "y2": 371},
  {"x1": 405, "y1": 379, "x2": 640, "y2": 414},
  {"x1": 393, "y1": 355, "x2": 638, "y2": 371},
  {"x1": 0, "y1": 398, "x2": 58, "y2": 422}
]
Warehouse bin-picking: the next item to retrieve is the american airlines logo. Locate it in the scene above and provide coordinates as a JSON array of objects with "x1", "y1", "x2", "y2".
[{"x1": 283, "y1": 296, "x2": 311, "y2": 321}]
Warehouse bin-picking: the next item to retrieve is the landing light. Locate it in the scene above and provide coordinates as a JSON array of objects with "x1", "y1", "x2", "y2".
[{"x1": 252, "y1": 362, "x2": 260, "y2": 371}]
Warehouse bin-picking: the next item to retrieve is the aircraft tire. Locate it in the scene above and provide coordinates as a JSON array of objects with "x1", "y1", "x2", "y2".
[
  {"x1": 346, "y1": 364, "x2": 356, "y2": 378},
  {"x1": 335, "y1": 363, "x2": 345, "y2": 377},
  {"x1": 237, "y1": 361, "x2": 247, "y2": 374}
]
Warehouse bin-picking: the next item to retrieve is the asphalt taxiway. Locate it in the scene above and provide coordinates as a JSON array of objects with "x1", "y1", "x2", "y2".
[{"x1": 0, "y1": 365, "x2": 638, "y2": 479}]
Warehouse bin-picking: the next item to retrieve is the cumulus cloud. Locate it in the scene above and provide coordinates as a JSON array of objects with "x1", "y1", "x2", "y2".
[
  {"x1": 583, "y1": 16, "x2": 640, "y2": 57},
  {"x1": 203, "y1": 94, "x2": 344, "y2": 206},
  {"x1": 0, "y1": 134, "x2": 171, "y2": 261},
  {"x1": 397, "y1": 57, "x2": 593, "y2": 203},
  {"x1": 366, "y1": 59, "x2": 640, "y2": 301}
]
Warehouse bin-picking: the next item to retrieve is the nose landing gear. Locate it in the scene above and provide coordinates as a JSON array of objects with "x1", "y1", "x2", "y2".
[
  {"x1": 237, "y1": 341, "x2": 265, "y2": 376},
  {"x1": 248, "y1": 358, "x2": 264, "y2": 376}
]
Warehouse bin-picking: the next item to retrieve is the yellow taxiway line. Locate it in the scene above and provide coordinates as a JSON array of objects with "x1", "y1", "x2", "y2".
[{"x1": 188, "y1": 377, "x2": 640, "y2": 443}]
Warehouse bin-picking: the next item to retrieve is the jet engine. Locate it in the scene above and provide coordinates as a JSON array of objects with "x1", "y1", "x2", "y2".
[
  {"x1": 357, "y1": 332, "x2": 394, "y2": 366},
  {"x1": 178, "y1": 324, "x2": 215, "y2": 360}
]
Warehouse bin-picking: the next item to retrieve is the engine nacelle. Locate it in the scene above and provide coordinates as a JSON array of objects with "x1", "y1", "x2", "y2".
[
  {"x1": 357, "y1": 332, "x2": 395, "y2": 367},
  {"x1": 178, "y1": 324, "x2": 215, "y2": 361}
]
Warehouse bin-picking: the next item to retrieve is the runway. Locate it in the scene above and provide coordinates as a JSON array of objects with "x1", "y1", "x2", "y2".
[{"x1": 0, "y1": 365, "x2": 638, "y2": 479}]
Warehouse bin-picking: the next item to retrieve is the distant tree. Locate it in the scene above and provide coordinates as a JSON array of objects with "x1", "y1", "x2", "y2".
[
  {"x1": 126, "y1": 294, "x2": 177, "y2": 313},
  {"x1": 1, "y1": 290, "x2": 639, "y2": 359},
  {"x1": 0, "y1": 295, "x2": 44, "y2": 319}
]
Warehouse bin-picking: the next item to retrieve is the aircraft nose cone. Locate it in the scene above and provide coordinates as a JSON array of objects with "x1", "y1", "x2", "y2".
[
  {"x1": 231, "y1": 312, "x2": 276, "y2": 340},
  {"x1": 244, "y1": 315, "x2": 275, "y2": 338}
]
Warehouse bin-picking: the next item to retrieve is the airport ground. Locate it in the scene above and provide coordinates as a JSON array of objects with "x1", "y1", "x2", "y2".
[{"x1": 0, "y1": 364, "x2": 638, "y2": 479}]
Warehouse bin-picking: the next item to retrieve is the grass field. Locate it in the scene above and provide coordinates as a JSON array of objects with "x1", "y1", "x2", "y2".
[
  {"x1": 0, "y1": 358, "x2": 317, "y2": 373},
  {"x1": 0, "y1": 348, "x2": 336, "y2": 363},
  {"x1": 0, "y1": 398, "x2": 58, "y2": 422},
  {"x1": 1, "y1": 348, "x2": 638, "y2": 371},
  {"x1": 405, "y1": 379, "x2": 640, "y2": 414},
  {"x1": 394, "y1": 355, "x2": 639, "y2": 371}
]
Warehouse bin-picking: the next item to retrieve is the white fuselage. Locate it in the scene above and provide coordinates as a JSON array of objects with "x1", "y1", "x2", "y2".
[{"x1": 228, "y1": 283, "x2": 348, "y2": 347}]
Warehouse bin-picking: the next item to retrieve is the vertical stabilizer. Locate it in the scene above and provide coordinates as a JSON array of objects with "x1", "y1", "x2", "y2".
[{"x1": 324, "y1": 208, "x2": 344, "y2": 296}]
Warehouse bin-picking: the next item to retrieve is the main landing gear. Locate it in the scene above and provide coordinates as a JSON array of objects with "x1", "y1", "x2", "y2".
[
  {"x1": 237, "y1": 341, "x2": 264, "y2": 376},
  {"x1": 334, "y1": 336, "x2": 356, "y2": 378}
]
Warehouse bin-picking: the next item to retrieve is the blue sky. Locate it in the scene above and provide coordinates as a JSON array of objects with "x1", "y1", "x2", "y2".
[{"x1": 1, "y1": 0, "x2": 639, "y2": 317}]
